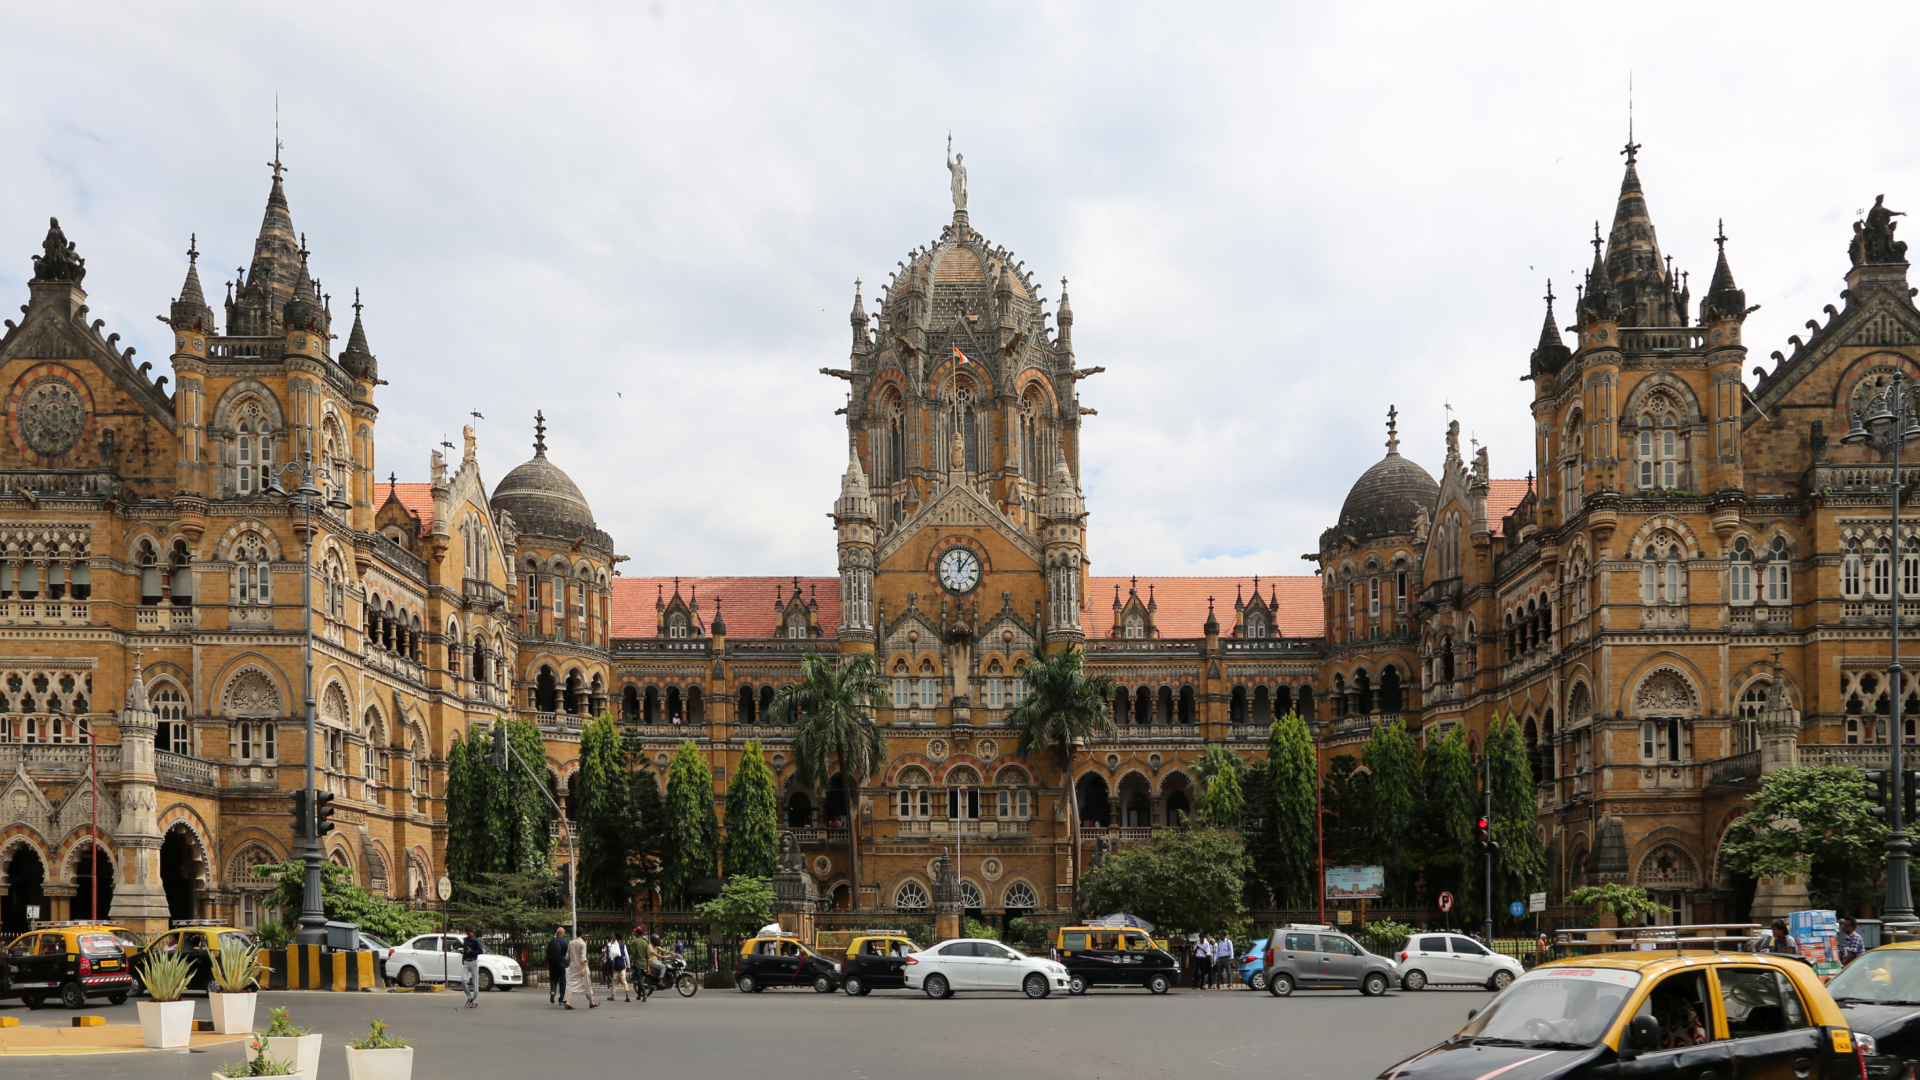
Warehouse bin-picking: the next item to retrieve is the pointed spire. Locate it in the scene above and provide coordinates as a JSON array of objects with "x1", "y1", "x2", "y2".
[
  {"x1": 340, "y1": 288, "x2": 378, "y2": 381},
  {"x1": 282, "y1": 241, "x2": 323, "y2": 334},
  {"x1": 1204, "y1": 596, "x2": 1219, "y2": 636},
  {"x1": 1056, "y1": 276, "x2": 1074, "y2": 345},
  {"x1": 239, "y1": 162, "x2": 301, "y2": 335},
  {"x1": 29, "y1": 218, "x2": 85, "y2": 285},
  {"x1": 850, "y1": 279, "x2": 870, "y2": 353},
  {"x1": 533, "y1": 411, "x2": 548, "y2": 457},
  {"x1": 1529, "y1": 279, "x2": 1571, "y2": 375},
  {"x1": 170, "y1": 233, "x2": 215, "y2": 333},
  {"x1": 1704, "y1": 218, "x2": 1747, "y2": 323},
  {"x1": 711, "y1": 597, "x2": 727, "y2": 637}
]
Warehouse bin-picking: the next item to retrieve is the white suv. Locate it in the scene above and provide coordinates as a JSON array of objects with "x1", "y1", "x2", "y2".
[{"x1": 1393, "y1": 933, "x2": 1522, "y2": 991}]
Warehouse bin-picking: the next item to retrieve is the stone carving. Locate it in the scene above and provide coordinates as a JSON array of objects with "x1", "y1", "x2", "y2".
[
  {"x1": 776, "y1": 830, "x2": 806, "y2": 873},
  {"x1": 1634, "y1": 669, "x2": 1694, "y2": 715},
  {"x1": 1855, "y1": 195, "x2": 1909, "y2": 266},
  {"x1": 223, "y1": 670, "x2": 282, "y2": 717},
  {"x1": 18, "y1": 376, "x2": 87, "y2": 457},
  {"x1": 946, "y1": 141, "x2": 968, "y2": 211},
  {"x1": 1634, "y1": 843, "x2": 1701, "y2": 889},
  {"x1": 429, "y1": 448, "x2": 447, "y2": 486},
  {"x1": 1412, "y1": 502, "x2": 1431, "y2": 543},
  {"x1": 31, "y1": 218, "x2": 85, "y2": 284},
  {"x1": 927, "y1": 738, "x2": 949, "y2": 762},
  {"x1": 1567, "y1": 681, "x2": 1594, "y2": 722}
]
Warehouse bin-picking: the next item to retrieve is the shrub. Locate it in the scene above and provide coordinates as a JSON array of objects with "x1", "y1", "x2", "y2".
[
  {"x1": 347, "y1": 1020, "x2": 411, "y2": 1050},
  {"x1": 262, "y1": 1007, "x2": 311, "y2": 1038},
  {"x1": 963, "y1": 918, "x2": 1001, "y2": 941},
  {"x1": 1362, "y1": 918, "x2": 1414, "y2": 956},
  {"x1": 218, "y1": 1039, "x2": 297, "y2": 1077},
  {"x1": 139, "y1": 950, "x2": 193, "y2": 1002},
  {"x1": 212, "y1": 936, "x2": 271, "y2": 993}
]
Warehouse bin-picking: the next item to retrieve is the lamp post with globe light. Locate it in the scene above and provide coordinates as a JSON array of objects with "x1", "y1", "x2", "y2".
[
  {"x1": 266, "y1": 454, "x2": 352, "y2": 947},
  {"x1": 1841, "y1": 371, "x2": 1920, "y2": 922}
]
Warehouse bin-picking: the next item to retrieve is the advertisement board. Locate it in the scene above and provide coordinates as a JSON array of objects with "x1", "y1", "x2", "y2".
[{"x1": 1325, "y1": 865, "x2": 1385, "y2": 899}]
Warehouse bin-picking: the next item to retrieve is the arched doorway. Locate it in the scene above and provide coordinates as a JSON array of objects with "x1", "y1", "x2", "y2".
[
  {"x1": 822, "y1": 775, "x2": 849, "y2": 827},
  {"x1": 1076, "y1": 773, "x2": 1111, "y2": 828},
  {"x1": 71, "y1": 844, "x2": 114, "y2": 922},
  {"x1": 535, "y1": 667, "x2": 558, "y2": 712},
  {"x1": 830, "y1": 882, "x2": 851, "y2": 911},
  {"x1": 1163, "y1": 774, "x2": 1192, "y2": 827},
  {"x1": 160, "y1": 828, "x2": 198, "y2": 922},
  {"x1": 2, "y1": 845, "x2": 45, "y2": 934},
  {"x1": 786, "y1": 792, "x2": 814, "y2": 828},
  {"x1": 1118, "y1": 774, "x2": 1152, "y2": 828}
]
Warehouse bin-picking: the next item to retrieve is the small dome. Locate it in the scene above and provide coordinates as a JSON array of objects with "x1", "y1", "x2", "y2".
[
  {"x1": 492, "y1": 412, "x2": 601, "y2": 542},
  {"x1": 1336, "y1": 451, "x2": 1437, "y2": 543}
]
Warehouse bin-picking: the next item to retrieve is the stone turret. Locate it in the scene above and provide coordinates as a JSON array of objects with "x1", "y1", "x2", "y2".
[
  {"x1": 1042, "y1": 460, "x2": 1086, "y2": 645},
  {"x1": 108, "y1": 661, "x2": 170, "y2": 933},
  {"x1": 835, "y1": 440, "x2": 876, "y2": 645}
]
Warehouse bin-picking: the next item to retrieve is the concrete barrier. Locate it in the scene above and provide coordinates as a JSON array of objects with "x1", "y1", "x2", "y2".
[{"x1": 260, "y1": 947, "x2": 379, "y2": 991}]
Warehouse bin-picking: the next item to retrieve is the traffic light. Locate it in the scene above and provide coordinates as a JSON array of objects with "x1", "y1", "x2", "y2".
[
  {"x1": 1475, "y1": 816, "x2": 1501, "y2": 854},
  {"x1": 315, "y1": 790, "x2": 337, "y2": 836},
  {"x1": 1870, "y1": 770, "x2": 1893, "y2": 822},
  {"x1": 489, "y1": 722, "x2": 510, "y2": 770},
  {"x1": 289, "y1": 788, "x2": 308, "y2": 837}
]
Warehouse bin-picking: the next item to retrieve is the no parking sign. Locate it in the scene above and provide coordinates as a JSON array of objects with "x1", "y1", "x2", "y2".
[{"x1": 1438, "y1": 892, "x2": 1454, "y2": 913}]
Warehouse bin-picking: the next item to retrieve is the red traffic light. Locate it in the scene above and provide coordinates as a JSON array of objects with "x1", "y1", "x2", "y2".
[{"x1": 1476, "y1": 817, "x2": 1489, "y2": 831}]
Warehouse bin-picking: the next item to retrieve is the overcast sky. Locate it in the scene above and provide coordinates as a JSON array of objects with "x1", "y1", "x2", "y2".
[{"x1": 6, "y1": 3, "x2": 1920, "y2": 579}]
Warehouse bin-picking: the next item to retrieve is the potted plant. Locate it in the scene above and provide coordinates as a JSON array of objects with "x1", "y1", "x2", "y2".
[
  {"x1": 137, "y1": 950, "x2": 196, "y2": 1049},
  {"x1": 343, "y1": 1020, "x2": 413, "y2": 1080},
  {"x1": 262, "y1": 1007, "x2": 322, "y2": 1080},
  {"x1": 209, "y1": 936, "x2": 271, "y2": 1035},
  {"x1": 215, "y1": 1038, "x2": 298, "y2": 1079}
]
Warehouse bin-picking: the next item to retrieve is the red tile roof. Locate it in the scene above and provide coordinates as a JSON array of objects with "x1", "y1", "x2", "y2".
[
  {"x1": 1487, "y1": 478, "x2": 1531, "y2": 538},
  {"x1": 380, "y1": 482, "x2": 435, "y2": 537},
  {"x1": 612, "y1": 576, "x2": 840, "y2": 639},
  {"x1": 1084, "y1": 576, "x2": 1322, "y2": 639}
]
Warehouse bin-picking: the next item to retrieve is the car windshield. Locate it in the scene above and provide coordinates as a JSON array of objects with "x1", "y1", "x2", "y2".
[
  {"x1": 1829, "y1": 949, "x2": 1920, "y2": 1004},
  {"x1": 1455, "y1": 968, "x2": 1643, "y2": 1048},
  {"x1": 78, "y1": 933, "x2": 123, "y2": 957}
]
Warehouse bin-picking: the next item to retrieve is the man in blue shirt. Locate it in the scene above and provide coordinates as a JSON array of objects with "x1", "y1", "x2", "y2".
[
  {"x1": 1841, "y1": 918, "x2": 1867, "y2": 964},
  {"x1": 459, "y1": 929, "x2": 484, "y2": 1008}
]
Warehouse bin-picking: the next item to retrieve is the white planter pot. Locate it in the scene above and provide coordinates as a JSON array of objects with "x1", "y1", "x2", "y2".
[
  {"x1": 137, "y1": 999, "x2": 195, "y2": 1049},
  {"x1": 208, "y1": 991, "x2": 258, "y2": 1035},
  {"x1": 344, "y1": 1045, "x2": 415, "y2": 1080},
  {"x1": 264, "y1": 1033, "x2": 324, "y2": 1080}
]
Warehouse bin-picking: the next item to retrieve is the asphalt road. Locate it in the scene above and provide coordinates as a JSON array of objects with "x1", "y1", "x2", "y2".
[{"x1": 17, "y1": 980, "x2": 1495, "y2": 1080}]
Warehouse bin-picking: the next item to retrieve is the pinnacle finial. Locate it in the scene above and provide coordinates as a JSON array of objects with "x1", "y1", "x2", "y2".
[
  {"x1": 533, "y1": 410, "x2": 547, "y2": 456},
  {"x1": 352, "y1": 286, "x2": 363, "y2": 317},
  {"x1": 1385, "y1": 404, "x2": 1400, "y2": 455},
  {"x1": 1544, "y1": 279, "x2": 1555, "y2": 306},
  {"x1": 187, "y1": 233, "x2": 198, "y2": 265},
  {"x1": 1592, "y1": 222, "x2": 1603, "y2": 256},
  {"x1": 1715, "y1": 218, "x2": 1728, "y2": 253}
]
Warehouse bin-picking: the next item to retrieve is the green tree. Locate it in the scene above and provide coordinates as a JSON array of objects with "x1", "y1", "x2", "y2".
[
  {"x1": 661, "y1": 740, "x2": 720, "y2": 907},
  {"x1": 1321, "y1": 754, "x2": 1372, "y2": 867},
  {"x1": 576, "y1": 713, "x2": 635, "y2": 909},
  {"x1": 1566, "y1": 883, "x2": 1666, "y2": 925},
  {"x1": 1003, "y1": 646, "x2": 1114, "y2": 890},
  {"x1": 1198, "y1": 762, "x2": 1246, "y2": 829},
  {"x1": 1722, "y1": 764, "x2": 1888, "y2": 914},
  {"x1": 627, "y1": 751, "x2": 666, "y2": 908},
  {"x1": 258, "y1": 861, "x2": 437, "y2": 941},
  {"x1": 1361, "y1": 719, "x2": 1422, "y2": 905},
  {"x1": 450, "y1": 871, "x2": 567, "y2": 937},
  {"x1": 1239, "y1": 760, "x2": 1275, "y2": 907},
  {"x1": 722, "y1": 739, "x2": 780, "y2": 879},
  {"x1": 1074, "y1": 826, "x2": 1248, "y2": 933},
  {"x1": 1486, "y1": 713, "x2": 1547, "y2": 912},
  {"x1": 445, "y1": 717, "x2": 553, "y2": 891},
  {"x1": 1265, "y1": 712, "x2": 1318, "y2": 907},
  {"x1": 775, "y1": 652, "x2": 889, "y2": 911},
  {"x1": 1191, "y1": 742, "x2": 1243, "y2": 789},
  {"x1": 1419, "y1": 723, "x2": 1476, "y2": 917},
  {"x1": 696, "y1": 875, "x2": 775, "y2": 937}
]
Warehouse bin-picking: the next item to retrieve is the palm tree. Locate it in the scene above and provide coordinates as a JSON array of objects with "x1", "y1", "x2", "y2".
[
  {"x1": 1003, "y1": 646, "x2": 1114, "y2": 896},
  {"x1": 773, "y1": 652, "x2": 888, "y2": 911}
]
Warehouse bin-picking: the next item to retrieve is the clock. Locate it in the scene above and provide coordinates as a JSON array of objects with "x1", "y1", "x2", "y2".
[{"x1": 937, "y1": 547, "x2": 982, "y2": 594}]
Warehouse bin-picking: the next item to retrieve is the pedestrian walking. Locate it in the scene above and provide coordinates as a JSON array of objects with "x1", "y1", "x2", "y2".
[
  {"x1": 545, "y1": 926, "x2": 570, "y2": 1005},
  {"x1": 564, "y1": 928, "x2": 599, "y2": 1009},
  {"x1": 459, "y1": 928, "x2": 484, "y2": 1008},
  {"x1": 1214, "y1": 933, "x2": 1234, "y2": 989},
  {"x1": 606, "y1": 932, "x2": 633, "y2": 1002},
  {"x1": 632, "y1": 933, "x2": 657, "y2": 1001},
  {"x1": 1192, "y1": 933, "x2": 1212, "y2": 989}
]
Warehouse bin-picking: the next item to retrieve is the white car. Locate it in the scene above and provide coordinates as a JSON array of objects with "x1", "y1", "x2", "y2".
[
  {"x1": 904, "y1": 938, "x2": 1070, "y2": 999},
  {"x1": 384, "y1": 934, "x2": 524, "y2": 991},
  {"x1": 1392, "y1": 932, "x2": 1522, "y2": 991}
]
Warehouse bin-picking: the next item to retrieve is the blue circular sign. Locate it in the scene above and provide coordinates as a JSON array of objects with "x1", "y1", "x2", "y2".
[{"x1": 1509, "y1": 901, "x2": 1526, "y2": 917}]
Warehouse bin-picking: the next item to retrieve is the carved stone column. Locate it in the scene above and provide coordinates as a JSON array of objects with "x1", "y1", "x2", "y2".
[
  {"x1": 932, "y1": 852, "x2": 963, "y2": 941},
  {"x1": 108, "y1": 669, "x2": 170, "y2": 934}
]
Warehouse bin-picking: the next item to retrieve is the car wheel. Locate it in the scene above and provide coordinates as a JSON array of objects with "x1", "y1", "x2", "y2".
[
  {"x1": 1489, "y1": 969, "x2": 1514, "y2": 992},
  {"x1": 1147, "y1": 974, "x2": 1170, "y2": 995},
  {"x1": 1249, "y1": 972, "x2": 1267, "y2": 992},
  {"x1": 1401, "y1": 969, "x2": 1427, "y2": 991},
  {"x1": 813, "y1": 974, "x2": 834, "y2": 994},
  {"x1": 1067, "y1": 975, "x2": 1088, "y2": 996},
  {"x1": 924, "y1": 973, "x2": 951, "y2": 1000},
  {"x1": 1024, "y1": 973, "x2": 1050, "y2": 999},
  {"x1": 1267, "y1": 973, "x2": 1294, "y2": 997},
  {"x1": 1362, "y1": 972, "x2": 1389, "y2": 997},
  {"x1": 737, "y1": 974, "x2": 757, "y2": 994},
  {"x1": 397, "y1": 966, "x2": 420, "y2": 989},
  {"x1": 22, "y1": 994, "x2": 43, "y2": 1009},
  {"x1": 479, "y1": 969, "x2": 495, "y2": 992},
  {"x1": 60, "y1": 982, "x2": 87, "y2": 1010},
  {"x1": 843, "y1": 975, "x2": 864, "y2": 997},
  {"x1": 107, "y1": 991, "x2": 128, "y2": 1006},
  {"x1": 676, "y1": 973, "x2": 699, "y2": 997}
]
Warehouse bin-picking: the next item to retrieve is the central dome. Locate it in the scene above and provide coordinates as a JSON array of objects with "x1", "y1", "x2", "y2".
[
  {"x1": 491, "y1": 413, "x2": 603, "y2": 544},
  {"x1": 1336, "y1": 450, "x2": 1437, "y2": 543}
]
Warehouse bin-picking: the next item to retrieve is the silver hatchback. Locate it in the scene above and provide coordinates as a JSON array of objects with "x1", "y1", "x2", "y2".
[{"x1": 1261, "y1": 925, "x2": 1397, "y2": 997}]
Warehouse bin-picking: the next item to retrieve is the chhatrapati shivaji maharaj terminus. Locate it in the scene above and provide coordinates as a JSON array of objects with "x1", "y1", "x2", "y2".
[{"x1": 0, "y1": 139, "x2": 1911, "y2": 932}]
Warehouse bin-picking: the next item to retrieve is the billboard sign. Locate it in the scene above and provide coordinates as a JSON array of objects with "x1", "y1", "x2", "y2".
[{"x1": 1325, "y1": 865, "x2": 1385, "y2": 900}]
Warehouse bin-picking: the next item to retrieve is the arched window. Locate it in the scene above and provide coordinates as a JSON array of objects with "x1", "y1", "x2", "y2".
[
  {"x1": 134, "y1": 539, "x2": 160, "y2": 605},
  {"x1": 892, "y1": 661, "x2": 910, "y2": 710},
  {"x1": 1736, "y1": 683, "x2": 1767, "y2": 756},
  {"x1": 1660, "y1": 415, "x2": 1678, "y2": 488},
  {"x1": 786, "y1": 613, "x2": 807, "y2": 639},
  {"x1": 1729, "y1": 538, "x2": 1754, "y2": 605},
  {"x1": 896, "y1": 765, "x2": 932, "y2": 818},
  {"x1": 1123, "y1": 612, "x2": 1145, "y2": 639},
  {"x1": 1177, "y1": 685, "x2": 1195, "y2": 724},
  {"x1": 1229, "y1": 686, "x2": 1247, "y2": 723},
  {"x1": 234, "y1": 535, "x2": 272, "y2": 606},
  {"x1": 1664, "y1": 546, "x2": 1684, "y2": 605},
  {"x1": 1003, "y1": 881, "x2": 1037, "y2": 909},
  {"x1": 1245, "y1": 611, "x2": 1268, "y2": 639},
  {"x1": 1766, "y1": 535, "x2": 1795, "y2": 602},
  {"x1": 985, "y1": 660, "x2": 1005, "y2": 708},
  {"x1": 1844, "y1": 538, "x2": 1864, "y2": 599},
  {"x1": 154, "y1": 683, "x2": 188, "y2": 755},
  {"x1": 918, "y1": 660, "x2": 938, "y2": 711},
  {"x1": 734, "y1": 685, "x2": 753, "y2": 724},
  {"x1": 893, "y1": 881, "x2": 930, "y2": 911},
  {"x1": 1637, "y1": 414, "x2": 1655, "y2": 489},
  {"x1": 667, "y1": 611, "x2": 688, "y2": 638},
  {"x1": 1641, "y1": 547, "x2": 1657, "y2": 605},
  {"x1": 1874, "y1": 537, "x2": 1894, "y2": 599}
]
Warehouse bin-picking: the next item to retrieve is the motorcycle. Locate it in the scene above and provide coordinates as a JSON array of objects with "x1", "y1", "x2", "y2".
[{"x1": 637, "y1": 953, "x2": 700, "y2": 999}]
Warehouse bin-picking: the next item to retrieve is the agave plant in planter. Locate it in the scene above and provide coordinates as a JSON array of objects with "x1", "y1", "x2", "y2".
[
  {"x1": 262, "y1": 1007, "x2": 322, "y2": 1080},
  {"x1": 343, "y1": 1020, "x2": 414, "y2": 1080},
  {"x1": 216, "y1": 1038, "x2": 298, "y2": 1078},
  {"x1": 137, "y1": 950, "x2": 196, "y2": 1049},
  {"x1": 209, "y1": 937, "x2": 272, "y2": 1035}
]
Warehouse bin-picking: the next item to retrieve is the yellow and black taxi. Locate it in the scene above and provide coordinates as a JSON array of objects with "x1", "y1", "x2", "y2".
[
  {"x1": 1377, "y1": 926, "x2": 1858, "y2": 1080},
  {"x1": 1051, "y1": 925, "x2": 1179, "y2": 995},
  {"x1": 734, "y1": 932, "x2": 842, "y2": 994},
  {"x1": 1821, "y1": 937, "x2": 1920, "y2": 1078},
  {"x1": 1, "y1": 923, "x2": 136, "y2": 1009},
  {"x1": 147, "y1": 922, "x2": 258, "y2": 994},
  {"x1": 838, "y1": 931, "x2": 922, "y2": 996}
]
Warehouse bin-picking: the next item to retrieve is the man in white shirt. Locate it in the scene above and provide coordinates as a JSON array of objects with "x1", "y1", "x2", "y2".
[{"x1": 1214, "y1": 935, "x2": 1234, "y2": 988}]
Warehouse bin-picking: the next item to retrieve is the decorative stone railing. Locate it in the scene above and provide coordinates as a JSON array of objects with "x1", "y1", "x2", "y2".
[{"x1": 155, "y1": 750, "x2": 216, "y2": 789}]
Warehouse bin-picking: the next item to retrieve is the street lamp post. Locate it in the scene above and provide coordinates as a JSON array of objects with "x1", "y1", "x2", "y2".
[
  {"x1": 267, "y1": 454, "x2": 352, "y2": 948},
  {"x1": 1842, "y1": 372, "x2": 1920, "y2": 922}
]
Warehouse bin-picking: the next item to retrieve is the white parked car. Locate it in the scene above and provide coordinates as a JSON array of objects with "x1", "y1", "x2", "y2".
[
  {"x1": 1392, "y1": 932, "x2": 1522, "y2": 991},
  {"x1": 384, "y1": 934, "x2": 524, "y2": 991},
  {"x1": 904, "y1": 938, "x2": 1070, "y2": 999}
]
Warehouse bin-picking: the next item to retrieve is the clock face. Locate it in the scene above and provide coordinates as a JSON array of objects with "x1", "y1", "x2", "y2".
[{"x1": 937, "y1": 548, "x2": 982, "y2": 594}]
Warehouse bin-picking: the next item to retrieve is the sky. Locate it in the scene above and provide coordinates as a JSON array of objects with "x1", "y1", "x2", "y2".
[{"x1": 5, "y1": 2, "x2": 1920, "y2": 579}]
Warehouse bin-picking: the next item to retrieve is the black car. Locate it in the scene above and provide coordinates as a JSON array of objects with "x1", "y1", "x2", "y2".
[
  {"x1": 839, "y1": 933, "x2": 921, "y2": 995},
  {"x1": 1, "y1": 927, "x2": 135, "y2": 1009},
  {"x1": 1051, "y1": 925, "x2": 1179, "y2": 995},
  {"x1": 734, "y1": 933, "x2": 841, "y2": 994},
  {"x1": 1826, "y1": 942, "x2": 1920, "y2": 1078},
  {"x1": 146, "y1": 925, "x2": 258, "y2": 993}
]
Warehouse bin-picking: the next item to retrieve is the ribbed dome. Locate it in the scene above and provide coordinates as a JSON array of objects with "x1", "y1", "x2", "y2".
[
  {"x1": 1336, "y1": 451, "x2": 1438, "y2": 543},
  {"x1": 492, "y1": 413, "x2": 602, "y2": 542}
]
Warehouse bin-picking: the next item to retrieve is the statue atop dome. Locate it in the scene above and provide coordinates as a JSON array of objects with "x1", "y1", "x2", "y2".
[{"x1": 947, "y1": 133, "x2": 968, "y2": 212}]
